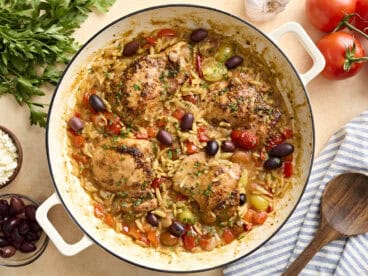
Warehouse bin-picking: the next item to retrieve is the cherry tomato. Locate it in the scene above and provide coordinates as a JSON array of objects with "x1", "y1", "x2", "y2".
[
  {"x1": 104, "y1": 214, "x2": 115, "y2": 227},
  {"x1": 72, "y1": 135, "x2": 85, "y2": 148},
  {"x1": 183, "y1": 228, "x2": 197, "y2": 251},
  {"x1": 94, "y1": 203, "x2": 104, "y2": 218},
  {"x1": 147, "y1": 230, "x2": 159, "y2": 247},
  {"x1": 222, "y1": 229, "x2": 235, "y2": 244},
  {"x1": 106, "y1": 121, "x2": 122, "y2": 135},
  {"x1": 231, "y1": 129, "x2": 258, "y2": 150},
  {"x1": 354, "y1": 0, "x2": 368, "y2": 34},
  {"x1": 157, "y1": 28, "x2": 176, "y2": 38},
  {"x1": 151, "y1": 178, "x2": 164, "y2": 190},
  {"x1": 317, "y1": 31, "x2": 366, "y2": 80},
  {"x1": 282, "y1": 128, "x2": 293, "y2": 139},
  {"x1": 147, "y1": 126, "x2": 157, "y2": 138},
  {"x1": 146, "y1": 36, "x2": 157, "y2": 44},
  {"x1": 305, "y1": 0, "x2": 357, "y2": 32}
]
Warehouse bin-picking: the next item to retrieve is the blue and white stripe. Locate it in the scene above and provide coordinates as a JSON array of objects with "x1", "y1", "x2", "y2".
[{"x1": 224, "y1": 110, "x2": 368, "y2": 275}]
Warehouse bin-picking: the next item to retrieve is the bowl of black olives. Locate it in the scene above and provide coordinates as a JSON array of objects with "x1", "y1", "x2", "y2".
[{"x1": 0, "y1": 194, "x2": 48, "y2": 266}]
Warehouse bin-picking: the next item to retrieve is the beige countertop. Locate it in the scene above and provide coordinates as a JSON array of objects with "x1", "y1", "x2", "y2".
[{"x1": 1, "y1": 0, "x2": 368, "y2": 275}]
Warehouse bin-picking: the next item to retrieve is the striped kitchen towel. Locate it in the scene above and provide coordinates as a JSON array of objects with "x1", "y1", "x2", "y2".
[{"x1": 224, "y1": 110, "x2": 368, "y2": 276}]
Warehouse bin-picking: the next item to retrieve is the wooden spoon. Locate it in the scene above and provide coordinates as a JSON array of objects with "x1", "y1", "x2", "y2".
[{"x1": 283, "y1": 173, "x2": 368, "y2": 275}]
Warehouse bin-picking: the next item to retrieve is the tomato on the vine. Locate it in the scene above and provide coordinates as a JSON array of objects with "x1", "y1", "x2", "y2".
[
  {"x1": 305, "y1": 0, "x2": 357, "y2": 32},
  {"x1": 317, "y1": 31, "x2": 367, "y2": 79},
  {"x1": 354, "y1": 0, "x2": 368, "y2": 33}
]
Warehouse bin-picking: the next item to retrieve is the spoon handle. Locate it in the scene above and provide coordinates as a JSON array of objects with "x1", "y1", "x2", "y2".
[{"x1": 282, "y1": 222, "x2": 342, "y2": 276}]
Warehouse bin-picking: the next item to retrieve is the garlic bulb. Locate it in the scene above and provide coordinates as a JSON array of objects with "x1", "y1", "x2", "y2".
[{"x1": 245, "y1": 0, "x2": 290, "y2": 22}]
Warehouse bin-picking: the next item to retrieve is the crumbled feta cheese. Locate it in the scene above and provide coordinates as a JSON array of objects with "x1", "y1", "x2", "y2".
[{"x1": 0, "y1": 129, "x2": 19, "y2": 185}]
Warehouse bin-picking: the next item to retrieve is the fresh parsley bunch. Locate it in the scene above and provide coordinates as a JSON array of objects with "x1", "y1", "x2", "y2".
[{"x1": 0, "y1": 0, "x2": 115, "y2": 127}]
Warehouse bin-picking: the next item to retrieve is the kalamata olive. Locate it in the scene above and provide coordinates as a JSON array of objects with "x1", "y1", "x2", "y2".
[
  {"x1": 68, "y1": 116, "x2": 84, "y2": 133},
  {"x1": 205, "y1": 140, "x2": 219, "y2": 156},
  {"x1": 25, "y1": 205, "x2": 36, "y2": 221},
  {"x1": 168, "y1": 221, "x2": 185, "y2": 237},
  {"x1": 89, "y1": 94, "x2": 106, "y2": 112},
  {"x1": 123, "y1": 40, "x2": 140, "y2": 56},
  {"x1": 0, "y1": 246, "x2": 16, "y2": 258},
  {"x1": 146, "y1": 213, "x2": 159, "y2": 227},
  {"x1": 11, "y1": 228, "x2": 24, "y2": 243},
  {"x1": 10, "y1": 196, "x2": 25, "y2": 216},
  {"x1": 263, "y1": 157, "x2": 283, "y2": 170},
  {"x1": 225, "y1": 55, "x2": 244, "y2": 69},
  {"x1": 160, "y1": 231, "x2": 178, "y2": 246},
  {"x1": 25, "y1": 232, "x2": 40, "y2": 242},
  {"x1": 18, "y1": 221, "x2": 30, "y2": 235},
  {"x1": 11, "y1": 240, "x2": 22, "y2": 249},
  {"x1": 190, "y1": 28, "x2": 208, "y2": 42},
  {"x1": 239, "y1": 193, "x2": 247, "y2": 206},
  {"x1": 269, "y1": 143, "x2": 294, "y2": 157},
  {"x1": 0, "y1": 236, "x2": 9, "y2": 247},
  {"x1": 29, "y1": 221, "x2": 41, "y2": 233},
  {"x1": 180, "y1": 113, "x2": 194, "y2": 131},
  {"x1": 156, "y1": 130, "x2": 173, "y2": 146},
  {"x1": 16, "y1": 210, "x2": 27, "y2": 220},
  {"x1": 20, "y1": 242, "x2": 36, "y2": 253},
  {"x1": 0, "y1": 200, "x2": 9, "y2": 217},
  {"x1": 2, "y1": 217, "x2": 21, "y2": 234},
  {"x1": 221, "y1": 141, "x2": 236, "y2": 152}
]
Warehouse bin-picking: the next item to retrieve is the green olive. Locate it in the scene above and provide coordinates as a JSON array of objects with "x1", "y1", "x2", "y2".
[
  {"x1": 160, "y1": 231, "x2": 178, "y2": 246},
  {"x1": 215, "y1": 44, "x2": 234, "y2": 62},
  {"x1": 249, "y1": 195, "x2": 269, "y2": 211},
  {"x1": 178, "y1": 208, "x2": 197, "y2": 224},
  {"x1": 202, "y1": 58, "x2": 228, "y2": 82}
]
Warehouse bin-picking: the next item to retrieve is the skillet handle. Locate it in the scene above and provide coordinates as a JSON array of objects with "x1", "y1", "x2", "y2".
[
  {"x1": 36, "y1": 193, "x2": 93, "y2": 256},
  {"x1": 269, "y1": 22, "x2": 325, "y2": 85}
]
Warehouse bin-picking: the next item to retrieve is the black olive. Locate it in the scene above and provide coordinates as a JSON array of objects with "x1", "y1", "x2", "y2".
[
  {"x1": 10, "y1": 196, "x2": 25, "y2": 216},
  {"x1": 20, "y1": 242, "x2": 36, "y2": 253},
  {"x1": 146, "y1": 213, "x2": 159, "y2": 227},
  {"x1": 89, "y1": 94, "x2": 106, "y2": 112},
  {"x1": 221, "y1": 141, "x2": 236, "y2": 152},
  {"x1": 180, "y1": 113, "x2": 194, "y2": 131},
  {"x1": 190, "y1": 28, "x2": 208, "y2": 42},
  {"x1": 156, "y1": 130, "x2": 173, "y2": 146},
  {"x1": 225, "y1": 55, "x2": 244, "y2": 69},
  {"x1": 25, "y1": 231, "x2": 40, "y2": 242},
  {"x1": 239, "y1": 193, "x2": 247, "y2": 206},
  {"x1": 0, "y1": 246, "x2": 16, "y2": 258},
  {"x1": 263, "y1": 157, "x2": 283, "y2": 170},
  {"x1": 0, "y1": 200, "x2": 9, "y2": 218},
  {"x1": 123, "y1": 40, "x2": 140, "y2": 56},
  {"x1": 269, "y1": 143, "x2": 294, "y2": 157},
  {"x1": 169, "y1": 221, "x2": 185, "y2": 237},
  {"x1": 68, "y1": 117, "x2": 84, "y2": 133},
  {"x1": 11, "y1": 228, "x2": 24, "y2": 243},
  {"x1": 25, "y1": 205, "x2": 36, "y2": 221},
  {"x1": 0, "y1": 236, "x2": 9, "y2": 247},
  {"x1": 2, "y1": 217, "x2": 21, "y2": 235},
  {"x1": 18, "y1": 220, "x2": 31, "y2": 235},
  {"x1": 29, "y1": 221, "x2": 41, "y2": 233},
  {"x1": 206, "y1": 140, "x2": 219, "y2": 156}
]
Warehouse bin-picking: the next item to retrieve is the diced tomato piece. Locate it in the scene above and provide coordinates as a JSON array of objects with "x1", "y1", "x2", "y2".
[
  {"x1": 106, "y1": 121, "x2": 122, "y2": 135},
  {"x1": 185, "y1": 141, "x2": 199, "y2": 154},
  {"x1": 230, "y1": 129, "x2": 242, "y2": 141},
  {"x1": 146, "y1": 36, "x2": 157, "y2": 44},
  {"x1": 157, "y1": 28, "x2": 176, "y2": 38},
  {"x1": 147, "y1": 126, "x2": 157, "y2": 138},
  {"x1": 182, "y1": 95, "x2": 198, "y2": 104},
  {"x1": 122, "y1": 224, "x2": 142, "y2": 240},
  {"x1": 283, "y1": 161, "x2": 293, "y2": 178},
  {"x1": 147, "y1": 231, "x2": 159, "y2": 247},
  {"x1": 172, "y1": 108, "x2": 185, "y2": 120},
  {"x1": 72, "y1": 153, "x2": 88, "y2": 164},
  {"x1": 94, "y1": 203, "x2": 104, "y2": 218},
  {"x1": 222, "y1": 229, "x2": 235, "y2": 244},
  {"x1": 196, "y1": 54, "x2": 203, "y2": 78},
  {"x1": 151, "y1": 178, "x2": 164, "y2": 190},
  {"x1": 243, "y1": 223, "x2": 253, "y2": 231},
  {"x1": 74, "y1": 112, "x2": 81, "y2": 118},
  {"x1": 104, "y1": 214, "x2": 115, "y2": 227},
  {"x1": 135, "y1": 132, "x2": 148, "y2": 139},
  {"x1": 199, "y1": 236, "x2": 210, "y2": 250},
  {"x1": 243, "y1": 209, "x2": 255, "y2": 223},
  {"x1": 267, "y1": 205, "x2": 274, "y2": 213},
  {"x1": 83, "y1": 92, "x2": 91, "y2": 106},
  {"x1": 156, "y1": 119, "x2": 167, "y2": 127},
  {"x1": 197, "y1": 127, "x2": 209, "y2": 142},
  {"x1": 72, "y1": 135, "x2": 85, "y2": 148},
  {"x1": 282, "y1": 128, "x2": 293, "y2": 139},
  {"x1": 253, "y1": 211, "x2": 268, "y2": 225},
  {"x1": 283, "y1": 153, "x2": 293, "y2": 162},
  {"x1": 183, "y1": 229, "x2": 197, "y2": 251}
]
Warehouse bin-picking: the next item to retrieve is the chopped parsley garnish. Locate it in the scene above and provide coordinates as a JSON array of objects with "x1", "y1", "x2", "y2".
[
  {"x1": 203, "y1": 184, "x2": 213, "y2": 196},
  {"x1": 134, "y1": 198, "x2": 143, "y2": 206},
  {"x1": 228, "y1": 102, "x2": 239, "y2": 112},
  {"x1": 219, "y1": 87, "x2": 229, "y2": 95},
  {"x1": 133, "y1": 84, "x2": 141, "y2": 91},
  {"x1": 167, "y1": 149, "x2": 173, "y2": 160}
]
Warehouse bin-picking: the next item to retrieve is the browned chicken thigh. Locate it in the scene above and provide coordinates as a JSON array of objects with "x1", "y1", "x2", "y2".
[
  {"x1": 173, "y1": 153, "x2": 241, "y2": 223},
  {"x1": 91, "y1": 138, "x2": 157, "y2": 213}
]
